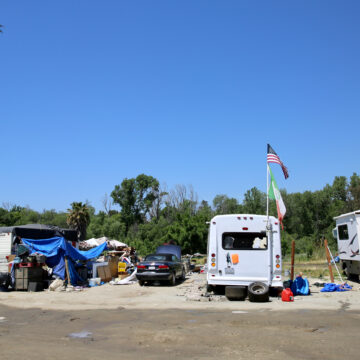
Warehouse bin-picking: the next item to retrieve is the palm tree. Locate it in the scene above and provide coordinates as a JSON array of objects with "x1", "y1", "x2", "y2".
[{"x1": 66, "y1": 202, "x2": 90, "y2": 241}]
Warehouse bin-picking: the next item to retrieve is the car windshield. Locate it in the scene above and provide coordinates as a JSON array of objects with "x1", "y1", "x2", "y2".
[{"x1": 145, "y1": 254, "x2": 171, "y2": 261}]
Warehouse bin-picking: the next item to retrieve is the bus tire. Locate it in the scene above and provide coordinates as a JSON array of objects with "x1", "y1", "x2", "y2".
[{"x1": 248, "y1": 282, "x2": 269, "y2": 302}]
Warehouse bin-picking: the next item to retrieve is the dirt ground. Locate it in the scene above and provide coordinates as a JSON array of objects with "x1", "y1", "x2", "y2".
[{"x1": 1, "y1": 274, "x2": 360, "y2": 359}]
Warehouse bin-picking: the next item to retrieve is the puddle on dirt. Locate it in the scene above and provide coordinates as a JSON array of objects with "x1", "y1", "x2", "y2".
[
  {"x1": 68, "y1": 330, "x2": 93, "y2": 339},
  {"x1": 187, "y1": 319, "x2": 197, "y2": 323},
  {"x1": 0, "y1": 317, "x2": 7, "y2": 323},
  {"x1": 232, "y1": 311, "x2": 248, "y2": 314}
]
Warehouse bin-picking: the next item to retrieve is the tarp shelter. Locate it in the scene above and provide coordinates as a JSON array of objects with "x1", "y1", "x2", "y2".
[
  {"x1": 22, "y1": 237, "x2": 107, "y2": 285},
  {"x1": 0, "y1": 224, "x2": 78, "y2": 242}
]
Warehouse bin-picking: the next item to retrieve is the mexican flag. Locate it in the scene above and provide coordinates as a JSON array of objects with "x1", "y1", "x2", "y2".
[{"x1": 268, "y1": 166, "x2": 286, "y2": 228}]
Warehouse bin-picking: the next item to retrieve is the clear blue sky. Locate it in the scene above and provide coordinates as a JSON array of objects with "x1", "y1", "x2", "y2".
[{"x1": 1, "y1": 1, "x2": 359, "y2": 212}]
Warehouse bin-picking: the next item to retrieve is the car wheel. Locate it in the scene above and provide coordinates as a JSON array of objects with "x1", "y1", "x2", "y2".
[
  {"x1": 169, "y1": 272, "x2": 176, "y2": 286},
  {"x1": 138, "y1": 280, "x2": 145, "y2": 286},
  {"x1": 248, "y1": 282, "x2": 269, "y2": 302},
  {"x1": 181, "y1": 268, "x2": 186, "y2": 280}
]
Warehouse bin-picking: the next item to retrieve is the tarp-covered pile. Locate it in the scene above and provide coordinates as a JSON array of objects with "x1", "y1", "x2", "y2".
[
  {"x1": 290, "y1": 276, "x2": 310, "y2": 295},
  {"x1": 320, "y1": 283, "x2": 352, "y2": 292},
  {"x1": 79, "y1": 236, "x2": 127, "y2": 251},
  {"x1": 22, "y1": 237, "x2": 107, "y2": 285}
]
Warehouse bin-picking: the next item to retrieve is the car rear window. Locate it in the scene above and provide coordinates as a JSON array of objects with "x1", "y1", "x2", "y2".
[
  {"x1": 145, "y1": 254, "x2": 171, "y2": 261},
  {"x1": 222, "y1": 232, "x2": 268, "y2": 250}
]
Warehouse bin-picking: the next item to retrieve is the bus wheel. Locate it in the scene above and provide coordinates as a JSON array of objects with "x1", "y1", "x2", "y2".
[{"x1": 248, "y1": 282, "x2": 269, "y2": 302}]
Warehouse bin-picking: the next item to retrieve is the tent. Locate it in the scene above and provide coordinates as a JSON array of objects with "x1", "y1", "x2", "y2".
[{"x1": 22, "y1": 237, "x2": 107, "y2": 285}]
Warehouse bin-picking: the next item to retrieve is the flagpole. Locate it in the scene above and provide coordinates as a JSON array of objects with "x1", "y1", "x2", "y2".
[{"x1": 266, "y1": 164, "x2": 269, "y2": 222}]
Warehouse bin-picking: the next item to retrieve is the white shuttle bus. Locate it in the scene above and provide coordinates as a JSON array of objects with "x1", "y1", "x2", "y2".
[{"x1": 206, "y1": 214, "x2": 282, "y2": 301}]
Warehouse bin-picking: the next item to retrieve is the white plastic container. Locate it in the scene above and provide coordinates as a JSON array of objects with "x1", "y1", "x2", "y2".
[{"x1": 89, "y1": 277, "x2": 101, "y2": 286}]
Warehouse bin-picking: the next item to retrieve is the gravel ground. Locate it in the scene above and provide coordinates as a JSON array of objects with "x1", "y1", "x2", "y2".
[{"x1": 1, "y1": 273, "x2": 360, "y2": 359}]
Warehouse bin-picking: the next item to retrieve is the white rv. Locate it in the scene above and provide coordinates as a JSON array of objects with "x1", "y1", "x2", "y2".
[
  {"x1": 206, "y1": 214, "x2": 282, "y2": 301},
  {"x1": 333, "y1": 210, "x2": 360, "y2": 279}
]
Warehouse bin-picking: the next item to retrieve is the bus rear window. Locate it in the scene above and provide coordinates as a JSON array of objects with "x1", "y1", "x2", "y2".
[{"x1": 222, "y1": 232, "x2": 267, "y2": 250}]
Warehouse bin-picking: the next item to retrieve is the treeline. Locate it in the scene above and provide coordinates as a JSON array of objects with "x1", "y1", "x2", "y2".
[{"x1": 1, "y1": 173, "x2": 359, "y2": 257}]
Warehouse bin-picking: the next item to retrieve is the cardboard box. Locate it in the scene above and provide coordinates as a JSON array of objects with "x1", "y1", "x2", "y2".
[
  {"x1": 108, "y1": 256, "x2": 119, "y2": 278},
  {"x1": 97, "y1": 265, "x2": 112, "y2": 282}
]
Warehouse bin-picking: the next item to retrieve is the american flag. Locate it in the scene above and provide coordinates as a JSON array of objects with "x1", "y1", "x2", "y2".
[{"x1": 267, "y1": 144, "x2": 289, "y2": 179}]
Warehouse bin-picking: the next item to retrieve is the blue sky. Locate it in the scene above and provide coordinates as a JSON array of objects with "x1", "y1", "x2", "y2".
[{"x1": 1, "y1": 1, "x2": 359, "y2": 212}]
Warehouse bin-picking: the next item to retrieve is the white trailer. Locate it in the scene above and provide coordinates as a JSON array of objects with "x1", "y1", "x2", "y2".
[
  {"x1": 333, "y1": 210, "x2": 360, "y2": 279},
  {"x1": 206, "y1": 214, "x2": 282, "y2": 301}
]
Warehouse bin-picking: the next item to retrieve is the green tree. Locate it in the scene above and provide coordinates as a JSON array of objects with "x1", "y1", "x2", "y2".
[
  {"x1": 242, "y1": 187, "x2": 266, "y2": 214},
  {"x1": 348, "y1": 172, "x2": 360, "y2": 211},
  {"x1": 66, "y1": 202, "x2": 90, "y2": 240},
  {"x1": 212, "y1": 195, "x2": 239, "y2": 214},
  {"x1": 163, "y1": 205, "x2": 209, "y2": 254},
  {"x1": 111, "y1": 174, "x2": 160, "y2": 235},
  {"x1": 40, "y1": 210, "x2": 68, "y2": 228}
]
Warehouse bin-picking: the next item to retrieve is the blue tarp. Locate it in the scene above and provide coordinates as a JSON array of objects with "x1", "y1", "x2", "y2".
[
  {"x1": 290, "y1": 277, "x2": 310, "y2": 296},
  {"x1": 320, "y1": 283, "x2": 352, "y2": 292},
  {"x1": 21, "y1": 237, "x2": 107, "y2": 283}
]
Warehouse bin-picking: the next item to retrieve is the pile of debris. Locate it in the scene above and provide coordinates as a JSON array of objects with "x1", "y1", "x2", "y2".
[
  {"x1": 6, "y1": 236, "x2": 139, "y2": 292},
  {"x1": 79, "y1": 237, "x2": 128, "y2": 251},
  {"x1": 177, "y1": 274, "x2": 226, "y2": 302}
]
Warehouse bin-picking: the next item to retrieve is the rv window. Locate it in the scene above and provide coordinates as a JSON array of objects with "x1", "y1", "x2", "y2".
[
  {"x1": 338, "y1": 224, "x2": 349, "y2": 240},
  {"x1": 222, "y1": 232, "x2": 267, "y2": 250}
]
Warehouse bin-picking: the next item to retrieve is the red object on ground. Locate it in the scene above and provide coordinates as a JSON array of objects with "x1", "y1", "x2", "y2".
[{"x1": 281, "y1": 288, "x2": 294, "y2": 302}]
